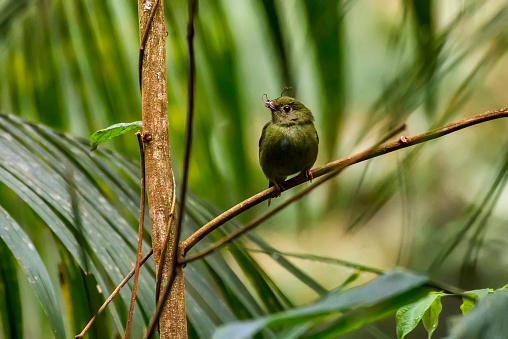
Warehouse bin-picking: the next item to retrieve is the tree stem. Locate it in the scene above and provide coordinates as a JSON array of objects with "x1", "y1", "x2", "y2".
[{"x1": 137, "y1": 0, "x2": 185, "y2": 337}]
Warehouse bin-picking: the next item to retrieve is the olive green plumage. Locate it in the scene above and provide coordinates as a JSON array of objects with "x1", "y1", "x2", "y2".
[{"x1": 259, "y1": 96, "x2": 319, "y2": 195}]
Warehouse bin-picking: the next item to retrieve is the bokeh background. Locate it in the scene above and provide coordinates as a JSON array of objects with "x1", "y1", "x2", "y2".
[{"x1": 1, "y1": 0, "x2": 508, "y2": 337}]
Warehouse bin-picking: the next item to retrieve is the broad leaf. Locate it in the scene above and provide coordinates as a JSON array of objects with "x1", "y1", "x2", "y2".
[
  {"x1": 0, "y1": 206, "x2": 66, "y2": 338},
  {"x1": 396, "y1": 292, "x2": 442, "y2": 339},
  {"x1": 0, "y1": 240, "x2": 23, "y2": 339},
  {"x1": 422, "y1": 294, "x2": 443, "y2": 338}
]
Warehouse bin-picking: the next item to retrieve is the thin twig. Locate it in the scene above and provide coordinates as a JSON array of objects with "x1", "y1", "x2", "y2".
[
  {"x1": 181, "y1": 163, "x2": 349, "y2": 263},
  {"x1": 181, "y1": 124, "x2": 407, "y2": 263},
  {"x1": 124, "y1": 132, "x2": 147, "y2": 339},
  {"x1": 138, "y1": 0, "x2": 160, "y2": 91},
  {"x1": 182, "y1": 108, "x2": 508, "y2": 256},
  {"x1": 144, "y1": 0, "x2": 198, "y2": 337},
  {"x1": 423, "y1": 279, "x2": 474, "y2": 302},
  {"x1": 75, "y1": 249, "x2": 153, "y2": 338}
]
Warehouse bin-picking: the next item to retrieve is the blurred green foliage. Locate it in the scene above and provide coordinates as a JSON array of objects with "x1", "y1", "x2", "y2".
[{"x1": 1, "y1": 0, "x2": 508, "y2": 337}]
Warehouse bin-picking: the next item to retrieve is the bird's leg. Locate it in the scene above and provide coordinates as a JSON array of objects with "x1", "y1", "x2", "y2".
[
  {"x1": 272, "y1": 180, "x2": 285, "y2": 197},
  {"x1": 268, "y1": 180, "x2": 285, "y2": 206},
  {"x1": 303, "y1": 168, "x2": 313, "y2": 182}
]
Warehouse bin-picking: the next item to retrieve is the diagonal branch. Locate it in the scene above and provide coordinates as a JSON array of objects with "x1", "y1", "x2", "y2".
[
  {"x1": 182, "y1": 107, "x2": 508, "y2": 257},
  {"x1": 75, "y1": 249, "x2": 153, "y2": 338},
  {"x1": 181, "y1": 124, "x2": 406, "y2": 264}
]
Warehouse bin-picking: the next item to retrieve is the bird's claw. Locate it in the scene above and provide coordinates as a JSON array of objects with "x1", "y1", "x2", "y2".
[
  {"x1": 304, "y1": 168, "x2": 313, "y2": 182},
  {"x1": 273, "y1": 180, "x2": 285, "y2": 197},
  {"x1": 268, "y1": 180, "x2": 285, "y2": 206}
]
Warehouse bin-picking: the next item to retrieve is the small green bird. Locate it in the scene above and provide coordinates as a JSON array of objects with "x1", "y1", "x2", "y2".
[{"x1": 259, "y1": 96, "x2": 319, "y2": 200}]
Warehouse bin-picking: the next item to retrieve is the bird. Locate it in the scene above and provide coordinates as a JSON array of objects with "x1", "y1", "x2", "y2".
[{"x1": 259, "y1": 96, "x2": 319, "y2": 204}]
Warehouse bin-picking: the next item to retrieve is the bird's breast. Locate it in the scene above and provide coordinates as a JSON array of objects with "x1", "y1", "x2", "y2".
[
  {"x1": 259, "y1": 123, "x2": 318, "y2": 180},
  {"x1": 279, "y1": 137, "x2": 290, "y2": 151}
]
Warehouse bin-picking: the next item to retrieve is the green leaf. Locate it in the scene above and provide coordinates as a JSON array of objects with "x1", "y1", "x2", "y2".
[
  {"x1": 0, "y1": 240, "x2": 22, "y2": 339},
  {"x1": 0, "y1": 206, "x2": 66, "y2": 339},
  {"x1": 449, "y1": 291, "x2": 508, "y2": 339},
  {"x1": 459, "y1": 299, "x2": 474, "y2": 315},
  {"x1": 396, "y1": 292, "x2": 442, "y2": 339},
  {"x1": 214, "y1": 270, "x2": 428, "y2": 338},
  {"x1": 422, "y1": 294, "x2": 443, "y2": 338},
  {"x1": 305, "y1": 287, "x2": 429, "y2": 339},
  {"x1": 460, "y1": 288, "x2": 491, "y2": 315},
  {"x1": 89, "y1": 121, "x2": 142, "y2": 151},
  {"x1": 0, "y1": 115, "x2": 133, "y2": 333},
  {"x1": 57, "y1": 246, "x2": 113, "y2": 338}
]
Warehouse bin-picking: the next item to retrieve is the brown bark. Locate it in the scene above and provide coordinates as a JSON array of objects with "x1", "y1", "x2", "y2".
[{"x1": 137, "y1": 1, "x2": 186, "y2": 337}]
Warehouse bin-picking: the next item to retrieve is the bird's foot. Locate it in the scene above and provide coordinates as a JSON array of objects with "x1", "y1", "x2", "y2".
[
  {"x1": 273, "y1": 180, "x2": 285, "y2": 197},
  {"x1": 268, "y1": 180, "x2": 285, "y2": 206},
  {"x1": 303, "y1": 168, "x2": 313, "y2": 182}
]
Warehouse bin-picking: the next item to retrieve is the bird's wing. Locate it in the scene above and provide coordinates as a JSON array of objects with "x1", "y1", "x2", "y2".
[
  {"x1": 259, "y1": 122, "x2": 271, "y2": 156},
  {"x1": 313, "y1": 123, "x2": 319, "y2": 144}
]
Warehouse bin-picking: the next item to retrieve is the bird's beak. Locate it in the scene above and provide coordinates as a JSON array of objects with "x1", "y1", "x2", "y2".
[{"x1": 265, "y1": 101, "x2": 276, "y2": 111}]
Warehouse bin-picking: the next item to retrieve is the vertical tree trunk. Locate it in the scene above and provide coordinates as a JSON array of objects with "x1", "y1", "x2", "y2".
[{"x1": 137, "y1": 1, "x2": 187, "y2": 337}]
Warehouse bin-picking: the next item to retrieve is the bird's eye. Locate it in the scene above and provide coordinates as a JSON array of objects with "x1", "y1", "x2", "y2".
[{"x1": 283, "y1": 106, "x2": 291, "y2": 113}]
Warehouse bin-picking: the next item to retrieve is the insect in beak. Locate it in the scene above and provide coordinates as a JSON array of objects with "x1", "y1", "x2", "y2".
[{"x1": 265, "y1": 101, "x2": 276, "y2": 110}]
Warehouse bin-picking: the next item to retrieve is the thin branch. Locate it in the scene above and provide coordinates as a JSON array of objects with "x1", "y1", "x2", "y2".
[
  {"x1": 75, "y1": 249, "x2": 153, "y2": 338},
  {"x1": 180, "y1": 159, "x2": 351, "y2": 263},
  {"x1": 182, "y1": 124, "x2": 407, "y2": 263},
  {"x1": 424, "y1": 279, "x2": 471, "y2": 301},
  {"x1": 181, "y1": 123, "x2": 405, "y2": 253},
  {"x1": 182, "y1": 107, "x2": 508, "y2": 257},
  {"x1": 144, "y1": 0, "x2": 198, "y2": 337},
  {"x1": 138, "y1": 0, "x2": 160, "y2": 91},
  {"x1": 124, "y1": 132, "x2": 147, "y2": 339}
]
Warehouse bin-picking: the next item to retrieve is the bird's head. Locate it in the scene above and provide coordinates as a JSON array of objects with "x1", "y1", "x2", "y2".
[{"x1": 264, "y1": 96, "x2": 314, "y2": 125}]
